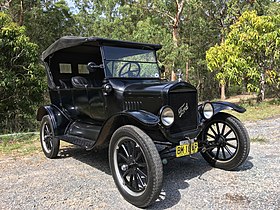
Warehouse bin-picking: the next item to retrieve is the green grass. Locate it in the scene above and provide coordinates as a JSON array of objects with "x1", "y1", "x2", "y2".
[
  {"x1": 0, "y1": 133, "x2": 40, "y2": 156},
  {"x1": 225, "y1": 98, "x2": 280, "y2": 122},
  {"x1": 250, "y1": 137, "x2": 267, "y2": 143},
  {"x1": 0, "y1": 133, "x2": 73, "y2": 157}
]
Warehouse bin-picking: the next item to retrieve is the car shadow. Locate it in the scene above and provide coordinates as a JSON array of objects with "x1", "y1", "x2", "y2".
[
  {"x1": 149, "y1": 155, "x2": 254, "y2": 209},
  {"x1": 149, "y1": 155, "x2": 212, "y2": 209},
  {"x1": 57, "y1": 146, "x2": 254, "y2": 209},
  {"x1": 58, "y1": 145, "x2": 111, "y2": 175},
  {"x1": 235, "y1": 155, "x2": 254, "y2": 171}
]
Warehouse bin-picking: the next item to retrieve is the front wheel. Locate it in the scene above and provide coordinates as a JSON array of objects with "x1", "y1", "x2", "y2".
[
  {"x1": 40, "y1": 115, "x2": 60, "y2": 158},
  {"x1": 201, "y1": 113, "x2": 250, "y2": 170},
  {"x1": 109, "y1": 125, "x2": 163, "y2": 208}
]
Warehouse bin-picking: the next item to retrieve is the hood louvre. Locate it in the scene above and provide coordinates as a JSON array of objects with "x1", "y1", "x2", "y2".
[{"x1": 123, "y1": 101, "x2": 143, "y2": 110}]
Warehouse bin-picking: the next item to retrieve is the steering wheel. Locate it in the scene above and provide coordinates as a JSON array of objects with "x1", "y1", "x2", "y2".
[{"x1": 118, "y1": 62, "x2": 141, "y2": 77}]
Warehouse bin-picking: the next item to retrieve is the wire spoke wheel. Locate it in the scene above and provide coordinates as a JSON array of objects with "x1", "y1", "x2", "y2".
[
  {"x1": 205, "y1": 121, "x2": 238, "y2": 161},
  {"x1": 109, "y1": 125, "x2": 162, "y2": 208},
  {"x1": 40, "y1": 116, "x2": 60, "y2": 158},
  {"x1": 201, "y1": 113, "x2": 250, "y2": 170},
  {"x1": 115, "y1": 138, "x2": 148, "y2": 193},
  {"x1": 42, "y1": 123, "x2": 53, "y2": 153}
]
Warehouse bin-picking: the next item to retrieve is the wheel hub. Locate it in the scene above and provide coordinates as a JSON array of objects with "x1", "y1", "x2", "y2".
[{"x1": 216, "y1": 135, "x2": 226, "y2": 146}]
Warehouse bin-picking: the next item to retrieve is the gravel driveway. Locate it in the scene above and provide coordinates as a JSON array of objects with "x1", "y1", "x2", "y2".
[{"x1": 0, "y1": 117, "x2": 279, "y2": 210}]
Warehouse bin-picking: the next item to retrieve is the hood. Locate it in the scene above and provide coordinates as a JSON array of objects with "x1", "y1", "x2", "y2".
[
  {"x1": 123, "y1": 81, "x2": 170, "y2": 97},
  {"x1": 123, "y1": 81, "x2": 196, "y2": 97}
]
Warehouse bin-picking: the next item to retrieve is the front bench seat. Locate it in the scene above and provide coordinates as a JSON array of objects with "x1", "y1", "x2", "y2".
[{"x1": 71, "y1": 76, "x2": 91, "y2": 88}]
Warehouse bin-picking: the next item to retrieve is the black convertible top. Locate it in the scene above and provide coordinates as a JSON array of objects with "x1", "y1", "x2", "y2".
[{"x1": 42, "y1": 36, "x2": 162, "y2": 61}]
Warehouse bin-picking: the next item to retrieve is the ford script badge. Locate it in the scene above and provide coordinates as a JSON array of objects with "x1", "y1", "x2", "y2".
[{"x1": 178, "y1": 102, "x2": 189, "y2": 118}]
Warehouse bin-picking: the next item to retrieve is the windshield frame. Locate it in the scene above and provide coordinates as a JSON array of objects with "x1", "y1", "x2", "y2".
[{"x1": 101, "y1": 46, "x2": 161, "y2": 79}]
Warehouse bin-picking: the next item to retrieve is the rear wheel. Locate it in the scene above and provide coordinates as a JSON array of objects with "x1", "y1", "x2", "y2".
[
  {"x1": 40, "y1": 115, "x2": 60, "y2": 158},
  {"x1": 109, "y1": 125, "x2": 163, "y2": 208},
  {"x1": 201, "y1": 113, "x2": 250, "y2": 170}
]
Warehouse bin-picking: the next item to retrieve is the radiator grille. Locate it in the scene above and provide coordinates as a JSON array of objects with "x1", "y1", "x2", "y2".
[{"x1": 169, "y1": 91, "x2": 198, "y2": 134}]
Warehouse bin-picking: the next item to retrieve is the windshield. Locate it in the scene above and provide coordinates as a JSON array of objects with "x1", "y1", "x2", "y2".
[{"x1": 103, "y1": 46, "x2": 160, "y2": 78}]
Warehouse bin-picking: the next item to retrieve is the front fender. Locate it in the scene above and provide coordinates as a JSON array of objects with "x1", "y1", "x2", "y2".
[
  {"x1": 37, "y1": 105, "x2": 70, "y2": 135},
  {"x1": 94, "y1": 110, "x2": 159, "y2": 147},
  {"x1": 212, "y1": 101, "x2": 246, "y2": 114},
  {"x1": 123, "y1": 110, "x2": 160, "y2": 125},
  {"x1": 198, "y1": 101, "x2": 245, "y2": 124}
]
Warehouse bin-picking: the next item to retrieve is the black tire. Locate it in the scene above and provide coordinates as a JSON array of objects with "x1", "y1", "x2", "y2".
[
  {"x1": 201, "y1": 113, "x2": 250, "y2": 170},
  {"x1": 109, "y1": 125, "x2": 163, "y2": 208},
  {"x1": 40, "y1": 115, "x2": 60, "y2": 158}
]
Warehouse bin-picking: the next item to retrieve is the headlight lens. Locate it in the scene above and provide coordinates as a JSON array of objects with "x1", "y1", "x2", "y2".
[
  {"x1": 203, "y1": 103, "x2": 214, "y2": 119},
  {"x1": 160, "y1": 107, "x2": 175, "y2": 127}
]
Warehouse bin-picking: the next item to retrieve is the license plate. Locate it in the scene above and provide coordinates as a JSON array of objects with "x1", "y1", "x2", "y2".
[{"x1": 176, "y1": 141, "x2": 198, "y2": 157}]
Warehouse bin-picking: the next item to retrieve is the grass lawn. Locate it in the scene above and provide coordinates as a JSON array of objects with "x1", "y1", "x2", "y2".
[
  {"x1": 225, "y1": 98, "x2": 280, "y2": 122},
  {"x1": 0, "y1": 133, "x2": 40, "y2": 157}
]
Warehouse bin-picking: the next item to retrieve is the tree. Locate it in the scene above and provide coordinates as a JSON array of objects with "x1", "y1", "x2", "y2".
[
  {"x1": 24, "y1": 0, "x2": 76, "y2": 52},
  {"x1": 0, "y1": 0, "x2": 75, "y2": 52},
  {"x1": 72, "y1": 0, "x2": 192, "y2": 81},
  {"x1": 200, "y1": 0, "x2": 272, "y2": 99},
  {"x1": 0, "y1": 12, "x2": 45, "y2": 133},
  {"x1": 207, "y1": 11, "x2": 280, "y2": 101},
  {"x1": 206, "y1": 42, "x2": 248, "y2": 99}
]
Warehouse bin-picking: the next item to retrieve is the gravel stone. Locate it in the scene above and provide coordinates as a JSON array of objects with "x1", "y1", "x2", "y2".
[{"x1": 0, "y1": 117, "x2": 279, "y2": 209}]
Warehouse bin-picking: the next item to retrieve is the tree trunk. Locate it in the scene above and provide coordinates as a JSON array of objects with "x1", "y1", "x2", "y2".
[
  {"x1": 219, "y1": 36, "x2": 226, "y2": 99},
  {"x1": 185, "y1": 61, "x2": 189, "y2": 81},
  {"x1": 171, "y1": 27, "x2": 178, "y2": 81},
  {"x1": 0, "y1": 0, "x2": 12, "y2": 10},
  {"x1": 171, "y1": 0, "x2": 185, "y2": 81},
  {"x1": 220, "y1": 83, "x2": 226, "y2": 100},
  {"x1": 18, "y1": 0, "x2": 24, "y2": 26},
  {"x1": 258, "y1": 72, "x2": 265, "y2": 102}
]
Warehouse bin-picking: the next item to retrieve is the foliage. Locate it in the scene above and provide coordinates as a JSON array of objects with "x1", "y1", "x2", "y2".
[
  {"x1": 24, "y1": 0, "x2": 76, "y2": 52},
  {"x1": 1, "y1": 0, "x2": 75, "y2": 51},
  {"x1": 0, "y1": 12, "x2": 46, "y2": 133},
  {"x1": 0, "y1": 0, "x2": 279, "y2": 134},
  {"x1": 207, "y1": 11, "x2": 280, "y2": 100}
]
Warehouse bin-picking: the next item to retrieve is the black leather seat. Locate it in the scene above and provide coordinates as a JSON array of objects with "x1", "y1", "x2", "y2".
[
  {"x1": 59, "y1": 79, "x2": 72, "y2": 89},
  {"x1": 71, "y1": 76, "x2": 90, "y2": 88}
]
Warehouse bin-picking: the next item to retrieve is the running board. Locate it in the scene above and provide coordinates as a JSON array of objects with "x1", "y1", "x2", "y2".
[{"x1": 59, "y1": 135, "x2": 96, "y2": 150}]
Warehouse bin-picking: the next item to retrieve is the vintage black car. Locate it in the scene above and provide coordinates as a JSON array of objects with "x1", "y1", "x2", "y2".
[{"x1": 37, "y1": 36, "x2": 250, "y2": 208}]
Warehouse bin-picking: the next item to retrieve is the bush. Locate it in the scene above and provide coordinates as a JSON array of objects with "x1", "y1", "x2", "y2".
[{"x1": 0, "y1": 12, "x2": 46, "y2": 134}]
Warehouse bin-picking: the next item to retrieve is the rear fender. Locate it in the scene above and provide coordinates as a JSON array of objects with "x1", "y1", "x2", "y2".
[
  {"x1": 37, "y1": 105, "x2": 70, "y2": 135},
  {"x1": 95, "y1": 110, "x2": 159, "y2": 147}
]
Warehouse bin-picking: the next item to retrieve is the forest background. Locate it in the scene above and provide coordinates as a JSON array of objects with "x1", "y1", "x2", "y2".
[{"x1": 0, "y1": 0, "x2": 279, "y2": 134}]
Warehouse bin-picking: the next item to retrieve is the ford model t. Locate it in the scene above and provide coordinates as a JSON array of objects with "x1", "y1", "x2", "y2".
[{"x1": 37, "y1": 36, "x2": 250, "y2": 207}]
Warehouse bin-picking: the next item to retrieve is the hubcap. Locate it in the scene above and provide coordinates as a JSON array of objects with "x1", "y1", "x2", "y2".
[
  {"x1": 113, "y1": 137, "x2": 148, "y2": 196},
  {"x1": 205, "y1": 122, "x2": 238, "y2": 161}
]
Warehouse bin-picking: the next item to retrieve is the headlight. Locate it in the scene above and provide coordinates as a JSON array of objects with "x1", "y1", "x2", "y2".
[
  {"x1": 202, "y1": 102, "x2": 214, "y2": 119},
  {"x1": 160, "y1": 107, "x2": 175, "y2": 127}
]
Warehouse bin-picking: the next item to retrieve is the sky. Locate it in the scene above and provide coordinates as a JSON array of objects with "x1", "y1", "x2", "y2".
[{"x1": 66, "y1": 0, "x2": 75, "y2": 11}]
